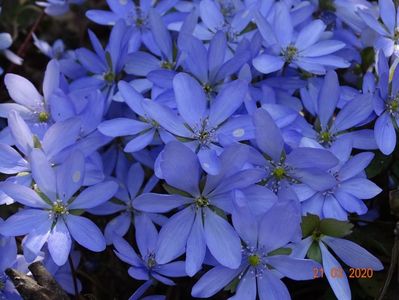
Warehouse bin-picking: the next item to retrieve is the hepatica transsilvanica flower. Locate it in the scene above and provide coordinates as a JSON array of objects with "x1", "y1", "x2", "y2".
[{"x1": 4, "y1": 0, "x2": 399, "y2": 298}]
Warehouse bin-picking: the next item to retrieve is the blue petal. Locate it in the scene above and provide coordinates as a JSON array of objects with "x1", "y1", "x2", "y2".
[
  {"x1": 30, "y1": 148, "x2": 57, "y2": 202},
  {"x1": 339, "y1": 152, "x2": 374, "y2": 181},
  {"x1": 199, "y1": 0, "x2": 224, "y2": 32},
  {"x1": 339, "y1": 178, "x2": 382, "y2": 199},
  {"x1": 69, "y1": 181, "x2": 118, "y2": 209},
  {"x1": 322, "y1": 237, "x2": 383, "y2": 270},
  {"x1": 273, "y1": 2, "x2": 293, "y2": 48},
  {"x1": 66, "y1": 215, "x2": 106, "y2": 252},
  {"x1": 159, "y1": 141, "x2": 201, "y2": 195},
  {"x1": 56, "y1": 150, "x2": 85, "y2": 202},
  {"x1": 267, "y1": 256, "x2": 320, "y2": 280},
  {"x1": 253, "y1": 108, "x2": 283, "y2": 161},
  {"x1": 208, "y1": 80, "x2": 247, "y2": 127},
  {"x1": 186, "y1": 210, "x2": 206, "y2": 277},
  {"x1": 257, "y1": 270, "x2": 291, "y2": 300},
  {"x1": 0, "y1": 182, "x2": 50, "y2": 208},
  {"x1": 230, "y1": 271, "x2": 256, "y2": 300},
  {"x1": 7, "y1": 111, "x2": 33, "y2": 155},
  {"x1": 149, "y1": 10, "x2": 173, "y2": 61},
  {"x1": 374, "y1": 112, "x2": 396, "y2": 155},
  {"x1": 379, "y1": 0, "x2": 396, "y2": 34},
  {"x1": 0, "y1": 209, "x2": 49, "y2": 236},
  {"x1": 295, "y1": 20, "x2": 326, "y2": 51},
  {"x1": 318, "y1": 70, "x2": 339, "y2": 129},
  {"x1": 197, "y1": 148, "x2": 221, "y2": 175},
  {"x1": 47, "y1": 220, "x2": 71, "y2": 266},
  {"x1": 155, "y1": 207, "x2": 195, "y2": 264},
  {"x1": 135, "y1": 213, "x2": 158, "y2": 257},
  {"x1": 124, "y1": 129, "x2": 156, "y2": 153},
  {"x1": 252, "y1": 54, "x2": 285, "y2": 74},
  {"x1": 98, "y1": 118, "x2": 151, "y2": 137},
  {"x1": 191, "y1": 265, "x2": 241, "y2": 298},
  {"x1": 203, "y1": 208, "x2": 241, "y2": 269},
  {"x1": 320, "y1": 242, "x2": 351, "y2": 300},
  {"x1": 173, "y1": 73, "x2": 207, "y2": 128},
  {"x1": 286, "y1": 148, "x2": 339, "y2": 170},
  {"x1": 258, "y1": 200, "x2": 301, "y2": 252}
]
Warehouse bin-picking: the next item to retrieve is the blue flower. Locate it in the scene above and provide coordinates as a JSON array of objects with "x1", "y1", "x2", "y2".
[
  {"x1": 134, "y1": 142, "x2": 263, "y2": 275},
  {"x1": 113, "y1": 215, "x2": 186, "y2": 300},
  {"x1": 253, "y1": 2, "x2": 349, "y2": 74},
  {"x1": 252, "y1": 108, "x2": 339, "y2": 194},
  {"x1": 192, "y1": 200, "x2": 319, "y2": 299},
  {"x1": 373, "y1": 51, "x2": 399, "y2": 154},
  {"x1": 298, "y1": 140, "x2": 382, "y2": 220},
  {"x1": 73, "y1": 21, "x2": 132, "y2": 108},
  {"x1": 358, "y1": 0, "x2": 399, "y2": 57},
  {"x1": 297, "y1": 70, "x2": 375, "y2": 149},
  {"x1": 142, "y1": 73, "x2": 250, "y2": 174},
  {"x1": 98, "y1": 81, "x2": 171, "y2": 153},
  {"x1": 0, "y1": 60, "x2": 60, "y2": 135},
  {"x1": 0, "y1": 150, "x2": 118, "y2": 265},
  {"x1": 292, "y1": 220, "x2": 383, "y2": 300}
]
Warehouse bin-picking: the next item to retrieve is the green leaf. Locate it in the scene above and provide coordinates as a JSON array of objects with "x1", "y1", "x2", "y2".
[
  {"x1": 319, "y1": 218, "x2": 353, "y2": 237},
  {"x1": 224, "y1": 277, "x2": 239, "y2": 294},
  {"x1": 268, "y1": 247, "x2": 292, "y2": 256},
  {"x1": 69, "y1": 209, "x2": 85, "y2": 216},
  {"x1": 301, "y1": 214, "x2": 320, "y2": 237},
  {"x1": 307, "y1": 241, "x2": 322, "y2": 264}
]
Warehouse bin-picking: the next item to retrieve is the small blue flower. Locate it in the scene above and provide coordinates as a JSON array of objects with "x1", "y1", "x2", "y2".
[
  {"x1": 134, "y1": 142, "x2": 263, "y2": 275},
  {"x1": 113, "y1": 215, "x2": 186, "y2": 300},
  {"x1": 0, "y1": 150, "x2": 118, "y2": 266},
  {"x1": 192, "y1": 200, "x2": 319, "y2": 299},
  {"x1": 253, "y1": 2, "x2": 349, "y2": 75}
]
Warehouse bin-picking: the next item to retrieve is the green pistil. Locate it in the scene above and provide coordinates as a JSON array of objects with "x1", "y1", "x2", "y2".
[
  {"x1": 390, "y1": 100, "x2": 399, "y2": 112},
  {"x1": 195, "y1": 196, "x2": 209, "y2": 208},
  {"x1": 203, "y1": 83, "x2": 213, "y2": 94},
  {"x1": 161, "y1": 61, "x2": 173, "y2": 70},
  {"x1": 147, "y1": 256, "x2": 156, "y2": 268},
  {"x1": 319, "y1": 131, "x2": 331, "y2": 143},
  {"x1": 38, "y1": 111, "x2": 49, "y2": 123},
  {"x1": 104, "y1": 71, "x2": 115, "y2": 83},
  {"x1": 312, "y1": 230, "x2": 323, "y2": 241},
  {"x1": 52, "y1": 202, "x2": 68, "y2": 216},
  {"x1": 135, "y1": 18, "x2": 144, "y2": 27},
  {"x1": 282, "y1": 45, "x2": 298, "y2": 63},
  {"x1": 272, "y1": 167, "x2": 286, "y2": 180},
  {"x1": 395, "y1": 28, "x2": 399, "y2": 41},
  {"x1": 248, "y1": 255, "x2": 261, "y2": 267}
]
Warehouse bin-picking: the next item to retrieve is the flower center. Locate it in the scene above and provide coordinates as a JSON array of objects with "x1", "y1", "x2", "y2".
[
  {"x1": 195, "y1": 196, "x2": 209, "y2": 208},
  {"x1": 38, "y1": 111, "x2": 49, "y2": 123},
  {"x1": 50, "y1": 201, "x2": 69, "y2": 220},
  {"x1": 104, "y1": 71, "x2": 115, "y2": 83},
  {"x1": 248, "y1": 255, "x2": 261, "y2": 266},
  {"x1": 387, "y1": 98, "x2": 399, "y2": 115},
  {"x1": 282, "y1": 45, "x2": 298, "y2": 63},
  {"x1": 161, "y1": 61, "x2": 174, "y2": 70},
  {"x1": 272, "y1": 167, "x2": 286, "y2": 180},
  {"x1": 203, "y1": 83, "x2": 213, "y2": 94},
  {"x1": 146, "y1": 253, "x2": 157, "y2": 269}
]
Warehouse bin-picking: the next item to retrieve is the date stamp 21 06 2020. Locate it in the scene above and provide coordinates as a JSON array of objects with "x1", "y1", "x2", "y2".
[{"x1": 313, "y1": 267, "x2": 374, "y2": 279}]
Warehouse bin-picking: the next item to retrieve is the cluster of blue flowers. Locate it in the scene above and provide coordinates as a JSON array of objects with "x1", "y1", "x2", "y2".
[{"x1": 1, "y1": 0, "x2": 397, "y2": 299}]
